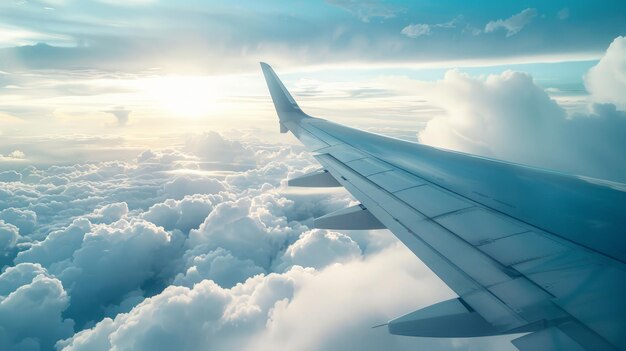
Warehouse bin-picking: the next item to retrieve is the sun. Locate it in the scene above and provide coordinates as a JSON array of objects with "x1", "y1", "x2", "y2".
[{"x1": 142, "y1": 75, "x2": 220, "y2": 117}]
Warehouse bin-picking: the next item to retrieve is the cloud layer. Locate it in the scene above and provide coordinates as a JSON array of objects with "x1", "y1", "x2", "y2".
[{"x1": 2, "y1": 131, "x2": 481, "y2": 351}]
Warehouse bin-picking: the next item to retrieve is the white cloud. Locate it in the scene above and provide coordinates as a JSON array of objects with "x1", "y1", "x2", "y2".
[
  {"x1": 0, "y1": 130, "x2": 516, "y2": 351},
  {"x1": 585, "y1": 36, "x2": 626, "y2": 110},
  {"x1": 418, "y1": 67, "x2": 626, "y2": 182},
  {"x1": 142, "y1": 194, "x2": 223, "y2": 233},
  {"x1": 401, "y1": 24, "x2": 431, "y2": 38},
  {"x1": 88, "y1": 202, "x2": 129, "y2": 224},
  {"x1": 163, "y1": 176, "x2": 227, "y2": 199},
  {"x1": 0, "y1": 170, "x2": 21, "y2": 182},
  {"x1": 57, "y1": 243, "x2": 510, "y2": 351},
  {"x1": 0, "y1": 220, "x2": 19, "y2": 254},
  {"x1": 0, "y1": 208, "x2": 37, "y2": 236},
  {"x1": 8, "y1": 150, "x2": 25, "y2": 159},
  {"x1": 401, "y1": 17, "x2": 461, "y2": 38},
  {"x1": 252, "y1": 245, "x2": 518, "y2": 351},
  {"x1": 56, "y1": 269, "x2": 306, "y2": 351},
  {"x1": 0, "y1": 150, "x2": 27, "y2": 163},
  {"x1": 557, "y1": 8, "x2": 570, "y2": 20},
  {"x1": 15, "y1": 218, "x2": 92, "y2": 268},
  {"x1": 188, "y1": 194, "x2": 307, "y2": 269},
  {"x1": 484, "y1": 8, "x2": 537, "y2": 37},
  {"x1": 0, "y1": 263, "x2": 74, "y2": 351},
  {"x1": 326, "y1": 0, "x2": 399, "y2": 22},
  {"x1": 55, "y1": 219, "x2": 185, "y2": 326},
  {"x1": 275, "y1": 229, "x2": 362, "y2": 271},
  {"x1": 173, "y1": 247, "x2": 264, "y2": 288}
]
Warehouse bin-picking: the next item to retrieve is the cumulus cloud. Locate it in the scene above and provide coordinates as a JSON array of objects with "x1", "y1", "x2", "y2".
[
  {"x1": 0, "y1": 220, "x2": 20, "y2": 265},
  {"x1": 15, "y1": 218, "x2": 92, "y2": 268},
  {"x1": 142, "y1": 194, "x2": 223, "y2": 233},
  {"x1": 56, "y1": 270, "x2": 303, "y2": 351},
  {"x1": 173, "y1": 247, "x2": 264, "y2": 289},
  {"x1": 484, "y1": 8, "x2": 537, "y2": 37},
  {"x1": 418, "y1": 68, "x2": 626, "y2": 182},
  {"x1": 163, "y1": 176, "x2": 227, "y2": 199},
  {"x1": 0, "y1": 129, "x2": 513, "y2": 351},
  {"x1": 56, "y1": 219, "x2": 185, "y2": 326},
  {"x1": 0, "y1": 263, "x2": 74, "y2": 351},
  {"x1": 585, "y1": 36, "x2": 626, "y2": 110},
  {"x1": 57, "y1": 244, "x2": 506, "y2": 351},
  {"x1": 0, "y1": 208, "x2": 37, "y2": 236},
  {"x1": 188, "y1": 194, "x2": 307, "y2": 269},
  {"x1": 17, "y1": 217, "x2": 185, "y2": 327},
  {"x1": 88, "y1": 202, "x2": 129, "y2": 224},
  {"x1": 0, "y1": 150, "x2": 26, "y2": 165},
  {"x1": 8, "y1": 150, "x2": 25, "y2": 159},
  {"x1": 275, "y1": 229, "x2": 362, "y2": 271},
  {"x1": 0, "y1": 170, "x2": 21, "y2": 182}
]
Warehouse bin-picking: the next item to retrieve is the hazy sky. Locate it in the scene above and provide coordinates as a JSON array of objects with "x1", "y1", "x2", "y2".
[
  {"x1": 1, "y1": 0, "x2": 624, "y2": 148},
  {"x1": 0, "y1": 2, "x2": 625, "y2": 351}
]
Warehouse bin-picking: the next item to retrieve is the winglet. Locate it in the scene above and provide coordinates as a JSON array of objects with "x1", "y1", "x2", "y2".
[{"x1": 260, "y1": 62, "x2": 308, "y2": 133}]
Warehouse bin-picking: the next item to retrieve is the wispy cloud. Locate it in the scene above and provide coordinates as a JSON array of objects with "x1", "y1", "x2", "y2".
[
  {"x1": 325, "y1": 0, "x2": 400, "y2": 22},
  {"x1": 0, "y1": 24, "x2": 74, "y2": 48},
  {"x1": 401, "y1": 23, "x2": 432, "y2": 38},
  {"x1": 103, "y1": 107, "x2": 131, "y2": 127},
  {"x1": 484, "y1": 8, "x2": 538, "y2": 37},
  {"x1": 401, "y1": 16, "x2": 462, "y2": 38}
]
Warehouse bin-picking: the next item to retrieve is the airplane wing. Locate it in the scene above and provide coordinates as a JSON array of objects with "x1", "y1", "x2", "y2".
[{"x1": 260, "y1": 62, "x2": 626, "y2": 351}]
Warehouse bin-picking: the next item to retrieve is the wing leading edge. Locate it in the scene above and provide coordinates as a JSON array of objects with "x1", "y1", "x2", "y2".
[{"x1": 260, "y1": 63, "x2": 626, "y2": 351}]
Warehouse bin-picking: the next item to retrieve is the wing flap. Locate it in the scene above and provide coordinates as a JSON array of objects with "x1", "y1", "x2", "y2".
[
  {"x1": 368, "y1": 169, "x2": 426, "y2": 192},
  {"x1": 346, "y1": 157, "x2": 394, "y2": 176},
  {"x1": 435, "y1": 207, "x2": 528, "y2": 245},
  {"x1": 395, "y1": 185, "x2": 473, "y2": 218},
  {"x1": 512, "y1": 326, "x2": 588, "y2": 351},
  {"x1": 479, "y1": 231, "x2": 570, "y2": 266}
]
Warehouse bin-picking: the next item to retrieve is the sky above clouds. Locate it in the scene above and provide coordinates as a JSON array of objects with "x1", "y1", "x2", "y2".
[{"x1": 0, "y1": 1, "x2": 625, "y2": 351}]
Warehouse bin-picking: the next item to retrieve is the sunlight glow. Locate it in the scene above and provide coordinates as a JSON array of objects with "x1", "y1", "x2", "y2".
[{"x1": 141, "y1": 76, "x2": 221, "y2": 117}]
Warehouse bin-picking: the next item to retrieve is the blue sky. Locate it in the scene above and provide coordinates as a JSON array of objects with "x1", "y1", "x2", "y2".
[
  {"x1": 0, "y1": 2, "x2": 625, "y2": 351},
  {"x1": 1, "y1": 0, "x2": 624, "y2": 71}
]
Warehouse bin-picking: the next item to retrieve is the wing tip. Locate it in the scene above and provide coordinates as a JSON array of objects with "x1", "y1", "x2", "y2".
[{"x1": 259, "y1": 62, "x2": 272, "y2": 71}]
